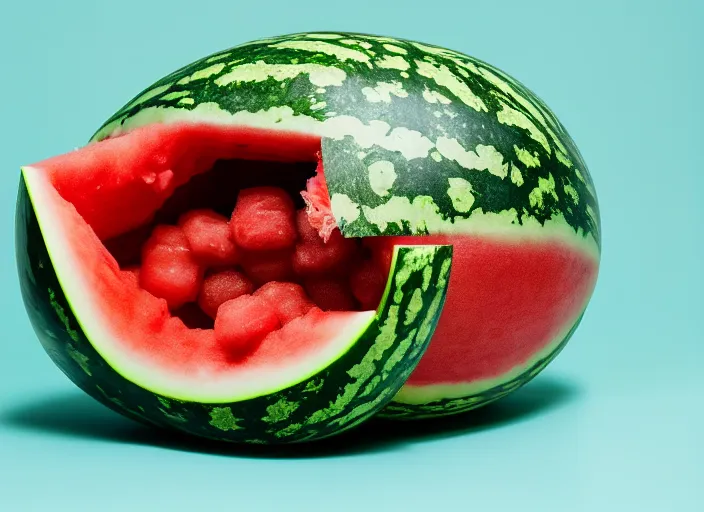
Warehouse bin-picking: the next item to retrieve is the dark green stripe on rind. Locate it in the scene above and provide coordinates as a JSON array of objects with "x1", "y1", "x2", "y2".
[
  {"x1": 378, "y1": 312, "x2": 584, "y2": 419},
  {"x1": 91, "y1": 31, "x2": 600, "y2": 249},
  {"x1": 16, "y1": 178, "x2": 452, "y2": 443}
]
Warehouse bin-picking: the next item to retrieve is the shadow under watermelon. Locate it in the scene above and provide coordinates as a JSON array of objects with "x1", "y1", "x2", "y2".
[{"x1": 0, "y1": 375, "x2": 582, "y2": 458}]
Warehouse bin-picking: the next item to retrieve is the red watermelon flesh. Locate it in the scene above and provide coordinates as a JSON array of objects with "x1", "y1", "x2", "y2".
[
  {"x1": 139, "y1": 225, "x2": 203, "y2": 310},
  {"x1": 254, "y1": 282, "x2": 315, "y2": 325},
  {"x1": 230, "y1": 187, "x2": 298, "y2": 251},
  {"x1": 360, "y1": 234, "x2": 598, "y2": 389},
  {"x1": 178, "y1": 209, "x2": 239, "y2": 267},
  {"x1": 198, "y1": 270, "x2": 255, "y2": 319},
  {"x1": 214, "y1": 294, "x2": 282, "y2": 357}
]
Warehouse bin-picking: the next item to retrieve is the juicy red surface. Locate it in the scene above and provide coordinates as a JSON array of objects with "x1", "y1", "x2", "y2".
[
  {"x1": 198, "y1": 270, "x2": 255, "y2": 319},
  {"x1": 178, "y1": 209, "x2": 239, "y2": 267},
  {"x1": 230, "y1": 187, "x2": 297, "y2": 251},
  {"x1": 214, "y1": 295, "x2": 281, "y2": 356},
  {"x1": 304, "y1": 277, "x2": 358, "y2": 311},
  {"x1": 122, "y1": 265, "x2": 141, "y2": 286},
  {"x1": 139, "y1": 225, "x2": 203, "y2": 309},
  {"x1": 364, "y1": 234, "x2": 599, "y2": 385},
  {"x1": 254, "y1": 282, "x2": 315, "y2": 325},
  {"x1": 36, "y1": 123, "x2": 321, "y2": 241},
  {"x1": 349, "y1": 260, "x2": 387, "y2": 310}
]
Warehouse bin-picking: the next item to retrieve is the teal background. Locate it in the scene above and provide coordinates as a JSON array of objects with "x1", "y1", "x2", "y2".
[{"x1": 1, "y1": 1, "x2": 701, "y2": 510}]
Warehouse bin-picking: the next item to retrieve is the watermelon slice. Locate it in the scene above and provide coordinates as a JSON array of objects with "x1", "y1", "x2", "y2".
[{"x1": 17, "y1": 122, "x2": 451, "y2": 444}]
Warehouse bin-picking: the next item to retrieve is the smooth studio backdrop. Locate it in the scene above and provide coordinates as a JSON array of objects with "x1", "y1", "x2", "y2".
[{"x1": 0, "y1": 1, "x2": 701, "y2": 510}]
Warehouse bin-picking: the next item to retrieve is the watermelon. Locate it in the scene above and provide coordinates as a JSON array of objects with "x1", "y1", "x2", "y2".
[{"x1": 15, "y1": 31, "x2": 600, "y2": 441}]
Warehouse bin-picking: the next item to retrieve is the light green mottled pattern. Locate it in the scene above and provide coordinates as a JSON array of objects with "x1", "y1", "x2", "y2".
[
  {"x1": 274, "y1": 423, "x2": 303, "y2": 438},
  {"x1": 447, "y1": 177, "x2": 475, "y2": 212},
  {"x1": 414, "y1": 258, "x2": 451, "y2": 347},
  {"x1": 48, "y1": 288, "x2": 79, "y2": 343},
  {"x1": 404, "y1": 289, "x2": 423, "y2": 325},
  {"x1": 159, "y1": 91, "x2": 191, "y2": 101},
  {"x1": 422, "y1": 266, "x2": 433, "y2": 291},
  {"x1": 303, "y1": 379, "x2": 323, "y2": 393},
  {"x1": 263, "y1": 398, "x2": 300, "y2": 423},
  {"x1": 91, "y1": 31, "x2": 599, "y2": 250},
  {"x1": 304, "y1": 306, "x2": 399, "y2": 426},
  {"x1": 435, "y1": 139, "x2": 508, "y2": 178},
  {"x1": 376, "y1": 54, "x2": 411, "y2": 70},
  {"x1": 214, "y1": 62, "x2": 347, "y2": 88},
  {"x1": 367, "y1": 160, "x2": 397, "y2": 196},
  {"x1": 66, "y1": 345, "x2": 91, "y2": 376},
  {"x1": 361, "y1": 81, "x2": 408, "y2": 103},
  {"x1": 209, "y1": 407, "x2": 244, "y2": 431},
  {"x1": 329, "y1": 193, "x2": 361, "y2": 224},
  {"x1": 564, "y1": 184, "x2": 579, "y2": 203},
  {"x1": 497, "y1": 101, "x2": 550, "y2": 152},
  {"x1": 177, "y1": 63, "x2": 227, "y2": 85},
  {"x1": 415, "y1": 60, "x2": 487, "y2": 112},
  {"x1": 511, "y1": 164, "x2": 525, "y2": 186},
  {"x1": 529, "y1": 173, "x2": 558, "y2": 208},
  {"x1": 383, "y1": 328, "x2": 417, "y2": 373},
  {"x1": 270, "y1": 40, "x2": 372, "y2": 65},
  {"x1": 515, "y1": 145, "x2": 540, "y2": 167}
]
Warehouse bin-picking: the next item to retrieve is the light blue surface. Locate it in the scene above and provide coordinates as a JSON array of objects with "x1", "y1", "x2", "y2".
[{"x1": 1, "y1": 1, "x2": 702, "y2": 510}]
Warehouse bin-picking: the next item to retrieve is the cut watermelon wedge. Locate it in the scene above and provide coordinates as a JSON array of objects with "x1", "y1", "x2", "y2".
[{"x1": 16, "y1": 122, "x2": 451, "y2": 443}]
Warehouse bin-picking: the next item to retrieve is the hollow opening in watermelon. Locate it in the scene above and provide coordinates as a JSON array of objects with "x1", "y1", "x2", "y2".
[{"x1": 22, "y1": 122, "x2": 393, "y2": 402}]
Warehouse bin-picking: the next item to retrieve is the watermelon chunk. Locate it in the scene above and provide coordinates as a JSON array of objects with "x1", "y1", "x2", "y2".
[
  {"x1": 230, "y1": 187, "x2": 297, "y2": 251},
  {"x1": 139, "y1": 225, "x2": 203, "y2": 310},
  {"x1": 254, "y1": 281, "x2": 315, "y2": 325},
  {"x1": 214, "y1": 295, "x2": 281, "y2": 357},
  {"x1": 178, "y1": 209, "x2": 239, "y2": 268},
  {"x1": 198, "y1": 270, "x2": 254, "y2": 319}
]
